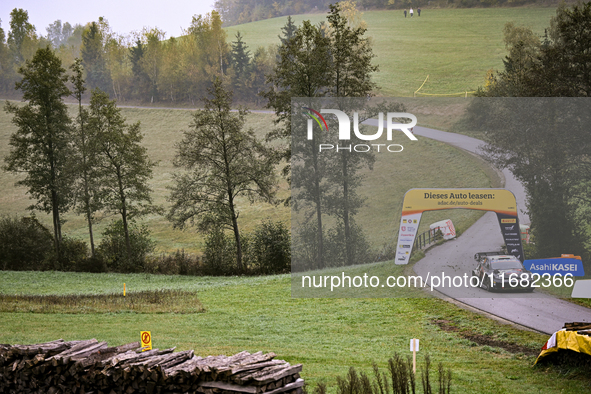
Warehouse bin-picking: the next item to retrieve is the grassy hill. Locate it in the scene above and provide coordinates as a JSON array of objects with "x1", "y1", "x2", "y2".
[
  {"x1": 0, "y1": 101, "x2": 493, "y2": 254},
  {"x1": 225, "y1": 7, "x2": 556, "y2": 96}
]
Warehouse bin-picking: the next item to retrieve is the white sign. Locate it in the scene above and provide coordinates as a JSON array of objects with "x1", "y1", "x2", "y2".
[
  {"x1": 410, "y1": 338, "x2": 420, "y2": 352},
  {"x1": 572, "y1": 280, "x2": 591, "y2": 298},
  {"x1": 396, "y1": 213, "x2": 423, "y2": 265}
]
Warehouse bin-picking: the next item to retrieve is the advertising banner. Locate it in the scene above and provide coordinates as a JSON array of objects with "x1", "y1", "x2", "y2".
[
  {"x1": 525, "y1": 257, "x2": 585, "y2": 276},
  {"x1": 396, "y1": 188, "x2": 524, "y2": 263}
]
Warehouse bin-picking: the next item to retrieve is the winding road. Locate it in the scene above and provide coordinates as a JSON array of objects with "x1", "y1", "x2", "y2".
[{"x1": 412, "y1": 126, "x2": 591, "y2": 335}]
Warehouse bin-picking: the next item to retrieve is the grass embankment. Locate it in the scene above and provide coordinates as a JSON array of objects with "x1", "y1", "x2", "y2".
[
  {"x1": 1, "y1": 270, "x2": 590, "y2": 393},
  {"x1": 225, "y1": 7, "x2": 557, "y2": 96}
]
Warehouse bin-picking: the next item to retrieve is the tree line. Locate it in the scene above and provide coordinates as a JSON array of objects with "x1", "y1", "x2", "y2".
[
  {"x1": 476, "y1": 1, "x2": 591, "y2": 264},
  {"x1": 0, "y1": 8, "x2": 275, "y2": 105},
  {"x1": 213, "y1": 0, "x2": 566, "y2": 27}
]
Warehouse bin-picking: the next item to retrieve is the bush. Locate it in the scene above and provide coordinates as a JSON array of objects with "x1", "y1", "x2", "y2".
[
  {"x1": 144, "y1": 250, "x2": 202, "y2": 275},
  {"x1": 44, "y1": 236, "x2": 90, "y2": 271},
  {"x1": 203, "y1": 228, "x2": 239, "y2": 275},
  {"x1": 324, "y1": 220, "x2": 371, "y2": 268},
  {"x1": 75, "y1": 255, "x2": 108, "y2": 273},
  {"x1": 249, "y1": 220, "x2": 290, "y2": 275},
  {"x1": 0, "y1": 215, "x2": 54, "y2": 271},
  {"x1": 203, "y1": 220, "x2": 291, "y2": 276},
  {"x1": 97, "y1": 220, "x2": 155, "y2": 273}
]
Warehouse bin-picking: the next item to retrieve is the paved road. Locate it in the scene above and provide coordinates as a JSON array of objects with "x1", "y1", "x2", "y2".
[{"x1": 412, "y1": 126, "x2": 591, "y2": 335}]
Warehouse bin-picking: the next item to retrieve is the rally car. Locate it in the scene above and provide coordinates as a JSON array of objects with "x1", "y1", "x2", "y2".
[{"x1": 472, "y1": 252, "x2": 535, "y2": 292}]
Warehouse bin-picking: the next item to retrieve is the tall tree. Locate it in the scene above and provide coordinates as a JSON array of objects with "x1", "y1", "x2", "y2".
[
  {"x1": 81, "y1": 20, "x2": 111, "y2": 95},
  {"x1": 3, "y1": 47, "x2": 72, "y2": 260},
  {"x1": 0, "y1": 19, "x2": 15, "y2": 92},
  {"x1": 230, "y1": 31, "x2": 251, "y2": 99},
  {"x1": 46, "y1": 20, "x2": 73, "y2": 48},
  {"x1": 129, "y1": 38, "x2": 150, "y2": 100},
  {"x1": 168, "y1": 78, "x2": 278, "y2": 272},
  {"x1": 7, "y1": 8, "x2": 36, "y2": 64},
  {"x1": 139, "y1": 28, "x2": 165, "y2": 103},
  {"x1": 88, "y1": 89, "x2": 156, "y2": 256},
  {"x1": 70, "y1": 58, "x2": 102, "y2": 256},
  {"x1": 186, "y1": 11, "x2": 230, "y2": 81},
  {"x1": 324, "y1": 2, "x2": 378, "y2": 266},
  {"x1": 264, "y1": 4, "x2": 380, "y2": 268},
  {"x1": 478, "y1": 2, "x2": 591, "y2": 261},
  {"x1": 263, "y1": 19, "x2": 332, "y2": 268},
  {"x1": 278, "y1": 15, "x2": 297, "y2": 46}
]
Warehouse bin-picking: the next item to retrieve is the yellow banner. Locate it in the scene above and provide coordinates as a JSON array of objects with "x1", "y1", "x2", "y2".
[{"x1": 401, "y1": 188, "x2": 518, "y2": 217}]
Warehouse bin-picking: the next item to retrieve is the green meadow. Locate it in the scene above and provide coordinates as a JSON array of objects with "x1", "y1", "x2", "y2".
[
  {"x1": 225, "y1": 7, "x2": 557, "y2": 96},
  {"x1": 1, "y1": 270, "x2": 590, "y2": 393}
]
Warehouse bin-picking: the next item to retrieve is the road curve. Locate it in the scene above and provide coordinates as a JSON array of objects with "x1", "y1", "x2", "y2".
[{"x1": 412, "y1": 126, "x2": 591, "y2": 335}]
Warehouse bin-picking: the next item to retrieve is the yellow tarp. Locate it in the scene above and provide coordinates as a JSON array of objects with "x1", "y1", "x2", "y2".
[{"x1": 535, "y1": 330, "x2": 591, "y2": 364}]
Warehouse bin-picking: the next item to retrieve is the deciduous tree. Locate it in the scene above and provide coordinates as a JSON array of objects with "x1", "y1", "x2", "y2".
[
  {"x1": 168, "y1": 78, "x2": 278, "y2": 272},
  {"x1": 88, "y1": 89, "x2": 156, "y2": 257},
  {"x1": 3, "y1": 47, "x2": 73, "y2": 260},
  {"x1": 70, "y1": 58, "x2": 102, "y2": 256}
]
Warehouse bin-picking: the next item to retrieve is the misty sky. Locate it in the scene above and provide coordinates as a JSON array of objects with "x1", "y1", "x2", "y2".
[{"x1": 1, "y1": 0, "x2": 215, "y2": 39}]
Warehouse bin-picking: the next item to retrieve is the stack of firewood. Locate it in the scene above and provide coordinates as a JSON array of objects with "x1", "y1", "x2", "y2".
[{"x1": 0, "y1": 339, "x2": 304, "y2": 394}]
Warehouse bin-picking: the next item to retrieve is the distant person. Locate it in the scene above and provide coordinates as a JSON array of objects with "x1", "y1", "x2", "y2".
[
  {"x1": 418, "y1": 8, "x2": 421, "y2": 16},
  {"x1": 410, "y1": 8, "x2": 414, "y2": 17},
  {"x1": 404, "y1": 9, "x2": 407, "y2": 18}
]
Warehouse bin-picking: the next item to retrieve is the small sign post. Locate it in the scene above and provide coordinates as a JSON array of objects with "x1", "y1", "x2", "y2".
[
  {"x1": 141, "y1": 331, "x2": 152, "y2": 352},
  {"x1": 410, "y1": 338, "x2": 419, "y2": 374}
]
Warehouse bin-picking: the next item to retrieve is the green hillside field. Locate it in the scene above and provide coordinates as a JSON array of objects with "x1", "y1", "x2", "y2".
[
  {"x1": 0, "y1": 101, "x2": 495, "y2": 254},
  {"x1": 225, "y1": 7, "x2": 557, "y2": 96}
]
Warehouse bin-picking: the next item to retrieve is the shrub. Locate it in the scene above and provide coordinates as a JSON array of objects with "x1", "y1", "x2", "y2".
[
  {"x1": 144, "y1": 250, "x2": 203, "y2": 275},
  {"x1": 203, "y1": 228, "x2": 239, "y2": 275},
  {"x1": 324, "y1": 220, "x2": 371, "y2": 268},
  {"x1": 0, "y1": 215, "x2": 54, "y2": 271},
  {"x1": 249, "y1": 220, "x2": 290, "y2": 275},
  {"x1": 44, "y1": 236, "x2": 90, "y2": 271},
  {"x1": 97, "y1": 220, "x2": 155, "y2": 273},
  {"x1": 75, "y1": 255, "x2": 108, "y2": 273}
]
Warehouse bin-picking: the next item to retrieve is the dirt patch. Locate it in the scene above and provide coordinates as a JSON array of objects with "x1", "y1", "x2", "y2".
[{"x1": 432, "y1": 319, "x2": 539, "y2": 356}]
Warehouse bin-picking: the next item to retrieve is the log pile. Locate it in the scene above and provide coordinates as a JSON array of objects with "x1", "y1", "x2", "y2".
[{"x1": 0, "y1": 339, "x2": 304, "y2": 394}]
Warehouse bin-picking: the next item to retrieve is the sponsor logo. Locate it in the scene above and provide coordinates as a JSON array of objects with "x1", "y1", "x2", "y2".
[
  {"x1": 401, "y1": 226, "x2": 406, "y2": 231},
  {"x1": 406, "y1": 226, "x2": 416, "y2": 232},
  {"x1": 397, "y1": 257, "x2": 406, "y2": 261},
  {"x1": 399, "y1": 244, "x2": 411, "y2": 249},
  {"x1": 501, "y1": 219, "x2": 517, "y2": 223},
  {"x1": 504, "y1": 225, "x2": 515, "y2": 230}
]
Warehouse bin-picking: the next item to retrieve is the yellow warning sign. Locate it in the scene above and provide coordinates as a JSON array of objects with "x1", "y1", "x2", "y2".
[{"x1": 140, "y1": 331, "x2": 152, "y2": 351}]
